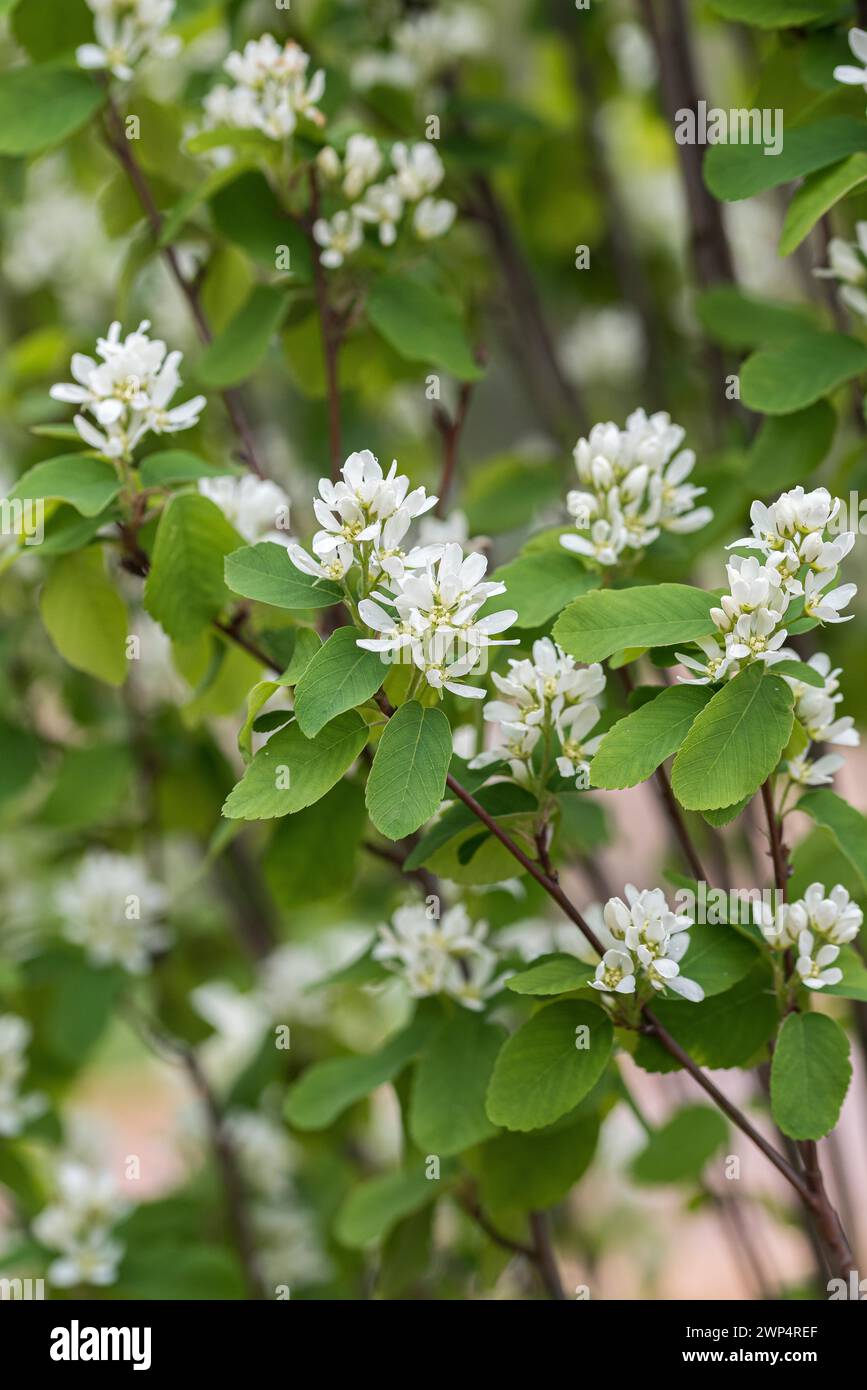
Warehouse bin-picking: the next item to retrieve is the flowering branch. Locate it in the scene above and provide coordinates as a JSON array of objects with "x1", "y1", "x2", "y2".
[{"x1": 99, "y1": 91, "x2": 267, "y2": 478}]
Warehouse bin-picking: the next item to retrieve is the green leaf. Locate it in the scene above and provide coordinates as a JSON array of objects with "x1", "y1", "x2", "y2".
[
  {"x1": 263, "y1": 780, "x2": 365, "y2": 906},
  {"x1": 768, "y1": 660, "x2": 826, "y2": 688},
  {"x1": 210, "y1": 170, "x2": 311, "y2": 279},
  {"x1": 695, "y1": 287, "x2": 817, "y2": 349},
  {"x1": 197, "y1": 285, "x2": 289, "y2": 388},
  {"x1": 505, "y1": 954, "x2": 595, "y2": 996},
  {"x1": 286, "y1": 1014, "x2": 434, "y2": 1129},
  {"x1": 780, "y1": 153, "x2": 867, "y2": 256},
  {"x1": 705, "y1": 117, "x2": 867, "y2": 202},
  {"x1": 39, "y1": 745, "x2": 133, "y2": 830},
  {"x1": 40, "y1": 549, "x2": 127, "y2": 686},
  {"x1": 634, "y1": 964, "x2": 778, "y2": 1074},
  {"x1": 367, "y1": 271, "x2": 483, "y2": 380},
  {"x1": 490, "y1": 553, "x2": 597, "y2": 628},
  {"x1": 10, "y1": 455, "x2": 120, "y2": 516},
  {"x1": 463, "y1": 455, "x2": 561, "y2": 534},
  {"x1": 798, "y1": 789, "x2": 867, "y2": 892},
  {"x1": 631, "y1": 1105, "x2": 728, "y2": 1184},
  {"x1": 700, "y1": 794, "x2": 751, "y2": 827},
  {"x1": 409, "y1": 1013, "x2": 504, "y2": 1156},
  {"x1": 366, "y1": 701, "x2": 452, "y2": 841},
  {"x1": 222, "y1": 711, "x2": 369, "y2": 820},
  {"x1": 335, "y1": 1167, "x2": 441, "y2": 1250},
  {"x1": 0, "y1": 719, "x2": 40, "y2": 803},
  {"x1": 224, "y1": 541, "x2": 342, "y2": 610},
  {"x1": 554, "y1": 584, "x2": 717, "y2": 664},
  {"x1": 678, "y1": 925, "x2": 760, "y2": 998},
  {"x1": 144, "y1": 494, "x2": 240, "y2": 642},
  {"x1": 748, "y1": 403, "x2": 837, "y2": 496},
  {"x1": 294, "y1": 627, "x2": 385, "y2": 737},
  {"x1": 671, "y1": 666, "x2": 793, "y2": 811},
  {"x1": 741, "y1": 332, "x2": 867, "y2": 415},
  {"x1": 138, "y1": 451, "x2": 243, "y2": 488},
  {"x1": 0, "y1": 64, "x2": 104, "y2": 156},
  {"x1": 770, "y1": 1012, "x2": 851, "y2": 1141},
  {"x1": 485, "y1": 1001, "x2": 613, "y2": 1132},
  {"x1": 476, "y1": 1114, "x2": 600, "y2": 1213},
  {"x1": 590, "y1": 685, "x2": 712, "y2": 790},
  {"x1": 12, "y1": 0, "x2": 92, "y2": 59},
  {"x1": 707, "y1": 0, "x2": 845, "y2": 26},
  {"x1": 158, "y1": 160, "x2": 258, "y2": 247}
]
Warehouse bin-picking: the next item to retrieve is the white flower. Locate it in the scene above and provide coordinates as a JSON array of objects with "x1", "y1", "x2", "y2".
[
  {"x1": 392, "y1": 3, "x2": 490, "y2": 81},
  {"x1": 834, "y1": 26, "x2": 867, "y2": 89},
  {"x1": 591, "y1": 948, "x2": 636, "y2": 995},
  {"x1": 355, "y1": 180, "x2": 404, "y2": 247},
  {"x1": 559, "y1": 306, "x2": 646, "y2": 387},
  {"x1": 795, "y1": 930, "x2": 843, "y2": 990},
  {"x1": 801, "y1": 882, "x2": 863, "y2": 946},
  {"x1": 675, "y1": 634, "x2": 735, "y2": 685},
  {"x1": 202, "y1": 35, "x2": 325, "y2": 140},
  {"x1": 50, "y1": 320, "x2": 205, "y2": 461},
  {"x1": 787, "y1": 752, "x2": 845, "y2": 787},
  {"x1": 342, "y1": 133, "x2": 383, "y2": 199},
  {"x1": 56, "y1": 852, "x2": 170, "y2": 975},
  {"x1": 76, "y1": 0, "x2": 180, "y2": 82},
  {"x1": 313, "y1": 209, "x2": 363, "y2": 268},
  {"x1": 0, "y1": 1015, "x2": 45, "y2": 1138},
  {"x1": 374, "y1": 902, "x2": 500, "y2": 1008},
  {"x1": 359, "y1": 542, "x2": 517, "y2": 699},
  {"x1": 561, "y1": 408, "x2": 711, "y2": 565},
  {"x1": 288, "y1": 539, "x2": 354, "y2": 582},
  {"x1": 223, "y1": 1110, "x2": 296, "y2": 1200},
  {"x1": 198, "y1": 475, "x2": 291, "y2": 544},
  {"x1": 803, "y1": 570, "x2": 857, "y2": 624},
  {"x1": 413, "y1": 196, "x2": 457, "y2": 240},
  {"x1": 390, "y1": 141, "x2": 445, "y2": 201},
  {"x1": 191, "y1": 982, "x2": 266, "y2": 1089},
  {"x1": 252, "y1": 1203, "x2": 332, "y2": 1289},
  {"x1": 814, "y1": 228, "x2": 867, "y2": 287},
  {"x1": 601, "y1": 885, "x2": 703, "y2": 1002},
  {"x1": 33, "y1": 1156, "x2": 127, "y2": 1290}
]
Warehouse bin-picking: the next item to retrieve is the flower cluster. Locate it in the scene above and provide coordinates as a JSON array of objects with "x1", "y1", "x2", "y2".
[
  {"x1": 32, "y1": 1156, "x2": 128, "y2": 1288},
  {"x1": 560, "y1": 409, "x2": 712, "y2": 566},
  {"x1": 373, "y1": 903, "x2": 506, "y2": 1011},
  {"x1": 56, "y1": 852, "x2": 170, "y2": 975},
  {"x1": 314, "y1": 138, "x2": 456, "y2": 267},
  {"x1": 351, "y1": 3, "x2": 490, "y2": 91},
  {"x1": 677, "y1": 487, "x2": 857, "y2": 688},
  {"x1": 198, "y1": 474, "x2": 292, "y2": 545},
  {"x1": 755, "y1": 881, "x2": 862, "y2": 965},
  {"x1": 813, "y1": 221, "x2": 867, "y2": 321},
  {"x1": 224, "y1": 1108, "x2": 296, "y2": 1201},
  {"x1": 0, "y1": 1014, "x2": 45, "y2": 1138},
  {"x1": 50, "y1": 321, "x2": 206, "y2": 462},
  {"x1": 202, "y1": 35, "x2": 325, "y2": 141},
  {"x1": 596, "y1": 885, "x2": 704, "y2": 1002},
  {"x1": 76, "y1": 0, "x2": 180, "y2": 83},
  {"x1": 470, "y1": 638, "x2": 606, "y2": 788},
  {"x1": 289, "y1": 450, "x2": 517, "y2": 699},
  {"x1": 781, "y1": 653, "x2": 859, "y2": 787}
]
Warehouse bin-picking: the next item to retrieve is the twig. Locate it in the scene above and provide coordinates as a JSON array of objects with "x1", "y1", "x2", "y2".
[
  {"x1": 126, "y1": 1007, "x2": 265, "y2": 1299},
  {"x1": 305, "y1": 167, "x2": 343, "y2": 481},
  {"x1": 362, "y1": 839, "x2": 440, "y2": 899},
  {"x1": 432, "y1": 379, "x2": 476, "y2": 516},
  {"x1": 529, "y1": 1212, "x2": 566, "y2": 1300},
  {"x1": 100, "y1": 91, "x2": 266, "y2": 478},
  {"x1": 759, "y1": 777, "x2": 856, "y2": 1279}
]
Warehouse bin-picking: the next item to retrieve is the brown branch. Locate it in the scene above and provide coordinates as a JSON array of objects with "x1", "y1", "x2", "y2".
[
  {"x1": 100, "y1": 92, "x2": 266, "y2": 478},
  {"x1": 126, "y1": 1008, "x2": 265, "y2": 1299},
  {"x1": 432, "y1": 378, "x2": 476, "y2": 517},
  {"x1": 529, "y1": 1211, "x2": 566, "y2": 1301},
  {"x1": 362, "y1": 839, "x2": 440, "y2": 899},
  {"x1": 759, "y1": 777, "x2": 856, "y2": 1278}
]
